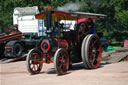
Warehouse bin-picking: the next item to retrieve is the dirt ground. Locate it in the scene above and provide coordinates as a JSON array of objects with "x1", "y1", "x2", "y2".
[{"x1": 0, "y1": 61, "x2": 128, "y2": 85}]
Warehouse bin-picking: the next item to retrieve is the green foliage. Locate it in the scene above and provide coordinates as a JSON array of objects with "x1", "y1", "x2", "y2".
[
  {"x1": 96, "y1": 0, "x2": 128, "y2": 41},
  {"x1": 0, "y1": 0, "x2": 128, "y2": 41},
  {"x1": 0, "y1": 0, "x2": 70, "y2": 30}
]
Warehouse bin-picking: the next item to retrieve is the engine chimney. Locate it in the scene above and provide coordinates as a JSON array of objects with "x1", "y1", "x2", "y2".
[{"x1": 44, "y1": 6, "x2": 52, "y2": 30}]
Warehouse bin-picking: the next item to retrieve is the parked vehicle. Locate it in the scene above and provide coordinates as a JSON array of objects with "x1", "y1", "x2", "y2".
[
  {"x1": 4, "y1": 6, "x2": 46, "y2": 57},
  {"x1": 0, "y1": 25, "x2": 22, "y2": 57},
  {"x1": 26, "y1": 6, "x2": 106, "y2": 75}
]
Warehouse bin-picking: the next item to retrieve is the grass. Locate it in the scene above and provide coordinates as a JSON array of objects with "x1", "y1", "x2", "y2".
[
  {"x1": 113, "y1": 46, "x2": 121, "y2": 49},
  {"x1": 121, "y1": 60, "x2": 128, "y2": 62}
]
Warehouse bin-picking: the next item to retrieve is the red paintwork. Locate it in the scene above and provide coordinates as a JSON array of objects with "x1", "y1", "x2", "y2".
[
  {"x1": 40, "y1": 40, "x2": 50, "y2": 52},
  {"x1": 87, "y1": 36, "x2": 102, "y2": 68},
  {"x1": 0, "y1": 32, "x2": 22, "y2": 43},
  {"x1": 37, "y1": 60, "x2": 53, "y2": 63},
  {"x1": 35, "y1": 11, "x2": 69, "y2": 19},
  {"x1": 5, "y1": 46, "x2": 12, "y2": 49},
  {"x1": 56, "y1": 49, "x2": 69, "y2": 74},
  {"x1": 75, "y1": 18, "x2": 88, "y2": 24},
  {"x1": 29, "y1": 52, "x2": 43, "y2": 73},
  {"x1": 124, "y1": 55, "x2": 128, "y2": 61},
  {"x1": 55, "y1": 38, "x2": 69, "y2": 50},
  {"x1": 40, "y1": 38, "x2": 69, "y2": 64},
  {"x1": 124, "y1": 40, "x2": 128, "y2": 47},
  {"x1": 41, "y1": 53, "x2": 52, "y2": 64},
  {"x1": 75, "y1": 18, "x2": 95, "y2": 24}
]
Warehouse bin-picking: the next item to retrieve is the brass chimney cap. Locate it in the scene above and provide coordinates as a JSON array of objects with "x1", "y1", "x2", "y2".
[{"x1": 44, "y1": 6, "x2": 52, "y2": 10}]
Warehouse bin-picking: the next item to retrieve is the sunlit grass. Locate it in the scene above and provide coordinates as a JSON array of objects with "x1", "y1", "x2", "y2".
[{"x1": 113, "y1": 46, "x2": 121, "y2": 49}]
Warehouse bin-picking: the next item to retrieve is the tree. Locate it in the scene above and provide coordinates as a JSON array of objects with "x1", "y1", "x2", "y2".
[
  {"x1": 0, "y1": 0, "x2": 128, "y2": 41},
  {"x1": 98, "y1": 0, "x2": 128, "y2": 41},
  {"x1": 0, "y1": 0, "x2": 70, "y2": 31}
]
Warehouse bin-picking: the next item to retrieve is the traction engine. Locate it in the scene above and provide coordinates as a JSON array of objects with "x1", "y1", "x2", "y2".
[{"x1": 26, "y1": 6, "x2": 106, "y2": 75}]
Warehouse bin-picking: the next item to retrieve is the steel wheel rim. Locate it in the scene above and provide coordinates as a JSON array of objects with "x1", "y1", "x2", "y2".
[
  {"x1": 57, "y1": 51, "x2": 69, "y2": 74},
  {"x1": 54, "y1": 48, "x2": 69, "y2": 75},
  {"x1": 88, "y1": 36, "x2": 102, "y2": 68},
  {"x1": 27, "y1": 49, "x2": 42, "y2": 74},
  {"x1": 81, "y1": 34, "x2": 90, "y2": 69}
]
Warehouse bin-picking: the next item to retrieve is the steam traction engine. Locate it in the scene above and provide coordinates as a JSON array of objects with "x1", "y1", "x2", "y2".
[{"x1": 26, "y1": 7, "x2": 106, "y2": 75}]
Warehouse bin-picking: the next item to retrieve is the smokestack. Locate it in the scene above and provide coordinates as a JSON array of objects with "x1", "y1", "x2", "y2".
[{"x1": 44, "y1": 6, "x2": 52, "y2": 30}]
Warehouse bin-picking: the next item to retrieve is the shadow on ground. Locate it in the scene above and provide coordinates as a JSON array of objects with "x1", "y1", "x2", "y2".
[{"x1": 46, "y1": 62, "x2": 112, "y2": 75}]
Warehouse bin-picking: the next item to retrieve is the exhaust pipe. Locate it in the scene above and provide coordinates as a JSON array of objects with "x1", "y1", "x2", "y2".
[{"x1": 44, "y1": 6, "x2": 52, "y2": 30}]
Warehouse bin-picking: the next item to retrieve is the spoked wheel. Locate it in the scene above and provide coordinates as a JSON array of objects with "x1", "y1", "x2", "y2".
[
  {"x1": 81, "y1": 34, "x2": 102, "y2": 69},
  {"x1": 26, "y1": 49, "x2": 43, "y2": 74},
  {"x1": 54, "y1": 48, "x2": 69, "y2": 75}
]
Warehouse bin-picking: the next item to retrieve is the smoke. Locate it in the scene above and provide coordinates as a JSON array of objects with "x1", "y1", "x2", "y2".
[{"x1": 57, "y1": 2, "x2": 81, "y2": 12}]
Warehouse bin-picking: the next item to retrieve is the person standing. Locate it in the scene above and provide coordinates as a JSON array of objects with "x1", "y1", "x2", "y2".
[{"x1": 88, "y1": 18, "x2": 96, "y2": 34}]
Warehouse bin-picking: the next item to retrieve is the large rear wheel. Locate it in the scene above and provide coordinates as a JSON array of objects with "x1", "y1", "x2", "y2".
[
  {"x1": 54, "y1": 48, "x2": 69, "y2": 75},
  {"x1": 26, "y1": 49, "x2": 42, "y2": 74},
  {"x1": 81, "y1": 34, "x2": 102, "y2": 69}
]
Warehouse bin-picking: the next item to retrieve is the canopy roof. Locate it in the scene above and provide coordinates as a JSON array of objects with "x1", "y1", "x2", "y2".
[{"x1": 35, "y1": 11, "x2": 107, "y2": 21}]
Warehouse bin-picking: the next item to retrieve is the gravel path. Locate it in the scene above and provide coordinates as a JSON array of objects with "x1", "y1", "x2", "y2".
[{"x1": 0, "y1": 61, "x2": 128, "y2": 85}]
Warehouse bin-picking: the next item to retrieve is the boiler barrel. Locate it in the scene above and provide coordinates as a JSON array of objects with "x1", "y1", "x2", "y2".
[{"x1": 55, "y1": 38, "x2": 69, "y2": 50}]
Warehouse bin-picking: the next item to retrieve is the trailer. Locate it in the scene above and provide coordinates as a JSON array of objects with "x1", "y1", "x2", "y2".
[
  {"x1": 0, "y1": 25, "x2": 22, "y2": 57},
  {"x1": 4, "y1": 6, "x2": 46, "y2": 58}
]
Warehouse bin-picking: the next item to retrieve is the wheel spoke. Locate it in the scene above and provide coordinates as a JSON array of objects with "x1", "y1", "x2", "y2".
[
  {"x1": 59, "y1": 55, "x2": 65, "y2": 72},
  {"x1": 96, "y1": 48, "x2": 101, "y2": 52},
  {"x1": 62, "y1": 64, "x2": 66, "y2": 72},
  {"x1": 89, "y1": 59, "x2": 94, "y2": 63},
  {"x1": 61, "y1": 55, "x2": 64, "y2": 63},
  {"x1": 82, "y1": 34, "x2": 102, "y2": 69},
  {"x1": 58, "y1": 62, "x2": 63, "y2": 68},
  {"x1": 89, "y1": 51, "x2": 93, "y2": 56},
  {"x1": 89, "y1": 42, "x2": 93, "y2": 50},
  {"x1": 89, "y1": 55, "x2": 96, "y2": 64},
  {"x1": 93, "y1": 39, "x2": 98, "y2": 46},
  {"x1": 54, "y1": 48, "x2": 69, "y2": 75},
  {"x1": 96, "y1": 55, "x2": 101, "y2": 62},
  {"x1": 26, "y1": 49, "x2": 42, "y2": 74},
  {"x1": 58, "y1": 56, "x2": 63, "y2": 65}
]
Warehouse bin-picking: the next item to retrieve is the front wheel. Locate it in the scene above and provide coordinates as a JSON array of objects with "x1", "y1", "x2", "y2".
[
  {"x1": 26, "y1": 49, "x2": 43, "y2": 74},
  {"x1": 81, "y1": 34, "x2": 102, "y2": 69},
  {"x1": 54, "y1": 48, "x2": 69, "y2": 75}
]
